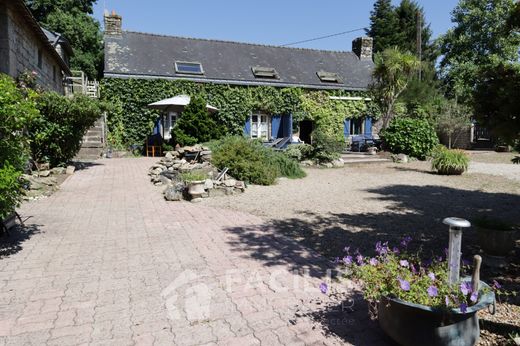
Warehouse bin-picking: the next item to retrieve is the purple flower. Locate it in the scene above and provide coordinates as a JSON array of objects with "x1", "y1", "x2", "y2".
[
  {"x1": 445, "y1": 295, "x2": 450, "y2": 307},
  {"x1": 411, "y1": 264, "x2": 417, "y2": 274},
  {"x1": 343, "y1": 246, "x2": 351, "y2": 253},
  {"x1": 460, "y1": 303, "x2": 468, "y2": 313},
  {"x1": 428, "y1": 272, "x2": 436, "y2": 281},
  {"x1": 369, "y1": 258, "x2": 379, "y2": 266},
  {"x1": 427, "y1": 285, "x2": 438, "y2": 297},
  {"x1": 319, "y1": 282, "x2": 328, "y2": 294},
  {"x1": 460, "y1": 282, "x2": 472, "y2": 296},
  {"x1": 470, "y1": 291, "x2": 478, "y2": 303},
  {"x1": 493, "y1": 280, "x2": 501, "y2": 289},
  {"x1": 398, "y1": 278, "x2": 410, "y2": 291},
  {"x1": 343, "y1": 255, "x2": 353, "y2": 265},
  {"x1": 399, "y1": 260, "x2": 409, "y2": 268},
  {"x1": 332, "y1": 257, "x2": 340, "y2": 264},
  {"x1": 392, "y1": 247, "x2": 400, "y2": 254},
  {"x1": 375, "y1": 241, "x2": 389, "y2": 256},
  {"x1": 356, "y1": 254, "x2": 364, "y2": 265},
  {"x1": 400, "y1": 236, "x2": 412, "y2": 247}
]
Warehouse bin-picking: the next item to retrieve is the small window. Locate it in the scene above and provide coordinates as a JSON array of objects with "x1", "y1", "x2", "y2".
[
  {"x1": 250, "y1": 112, "x2": 271, "y2": 140},
  {"x1": 175, "y1": 61, "x2": 204, "y2": 75},
  {"x1": 350, "y1": 118, "x2": 364, "y2": 135},
  {"x1": 317, "y1": 71, "x2": 341, "y2": 83},
  {"x1": 37, "y1": 49, "x2": 43, "y2": 69},
  {"x1": 251, "y1": 66, "x2": 279, "y2": 79}
]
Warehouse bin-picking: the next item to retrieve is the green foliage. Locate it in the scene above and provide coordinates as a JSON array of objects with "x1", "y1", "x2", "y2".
[
  {"x1": 284, "y1": 144, "x2": 313, "y2": 162},
  {"x1": 25, "y1": 0, "x2": 103, "y2": 79},
  {"x1": 212, "y1": 136, "x2": 305, "y2": 185},
  {"x1": 473, "y1": 62, "x2": 520, "y2": 146},
  {"x1": 180, "y1": 170, "x2": 208, "y2": 182},
  {"x1": 382, "y1": 117, "x2": 438, "y2": 159},
  {"x1": 31, "y1": 92, "x2": 108, "y2": 166},
  {"x1": 101, "y1": 79, "x2": 375, "y2": 148},
  {"x1": 311, "y1": 130, "x2": 345, "y2": 163},
  {"x1": 367, "y1": 0, "x2": 435, "y2": 62},
  {"x1": 0, "y1": 74, "x2": 39, "y2": 218},
  {"x1": 434, "y1": 100, "x2": 471, "y2": 149},
  {"x1": 431, "y1": 146, "x2": 469, "y2": 175},
  {"x1": 371, "y1": 48, "x2": 421, "y2": 129},
  {"x1": 344, "y1": 241, "x2": 486, "y2": 309},
  {"x1": 439, "y1": 0, "x2": 520, "y2": 99},
  {"x1": 171, "y1": 96, "x2": 225, "y2": 146}
]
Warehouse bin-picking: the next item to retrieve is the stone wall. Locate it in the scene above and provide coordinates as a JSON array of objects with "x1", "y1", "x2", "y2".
[
  {"x1": 438, "y1": 126, "x2": 473, "y2": 150},
  {"x1": 0, "y1": 2, "x2": 65, "y2": 93}
]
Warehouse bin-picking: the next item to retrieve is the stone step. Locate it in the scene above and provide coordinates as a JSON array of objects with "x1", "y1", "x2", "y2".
[
  {"x1": 342, "y1": 158, "x2": 391, "y2": 164},
  {"x1": 75, "y1": 147, "x2": 103, "y2": 160},
  {"x1": 81, "y1": 141, "x2": 104, "y2": 148},
  {"x1": 84, "y1": 136, "x2": 102, "y2": 142}
]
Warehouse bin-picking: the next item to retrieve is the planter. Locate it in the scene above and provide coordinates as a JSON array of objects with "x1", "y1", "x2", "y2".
[
  {"x1": 378, "y1": 280, "x2": 494, "y2": 346},
  {"x1": 477, "y1": 227, "x2": 517, "y2": 256},
  {"x1": 187, "y1": 180, "x2": 206, "y2": 197},
  {"x1": 437, "y1": 167, "x2": 465, "y2": 175},
  {"x1": 1, "y1": 212, "x2": 17, "y2": 232}
]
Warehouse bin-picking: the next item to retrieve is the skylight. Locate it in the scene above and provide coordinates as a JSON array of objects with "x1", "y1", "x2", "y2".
[
  {"x1": 251, "y1": 66, "x2": 279, "y2": 79},
  {"x1": 317, "y1": 71, "x2": 342, "y2": 83},
  {"x1": 175, "y1": 61, "x2": 204, "y2": 75}
]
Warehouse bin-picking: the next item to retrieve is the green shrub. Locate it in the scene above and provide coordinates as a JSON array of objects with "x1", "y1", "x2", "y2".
[
  {"x1": 181, "y1": 171, "x2": 208, "y2": 182},
  {"x1": 382, "y1": 118, "x2": 439, "y2": 160},
  {"x1": 311, "y1": 130, "x2": 345, "y2": 163},
  {"x1": 0, "y1": 74, "x2": 39, "y2": 218},
  {"x1": 284, "y1": 144, "x2": 313, "y2": 162},
  {"x1": 266, "y1": 151, "x2": 307, "y2": 179},
  {"x1": 172, "y1": 96, "x2": 225, "y2": 146},
  {"x1": 431, "y1": 147, "x2": 469, "y2": 175},
  {"x1": 31, "y1": 92, "x2": 109, "y2": 166},
  {"x1": 212, "y1": 136, "x2": 305, "y2": 185}
]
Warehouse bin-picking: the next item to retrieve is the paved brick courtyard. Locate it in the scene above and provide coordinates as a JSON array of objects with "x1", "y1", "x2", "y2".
[{"x1": 0, "y1": 158, "x2": 386, "y2": 346}]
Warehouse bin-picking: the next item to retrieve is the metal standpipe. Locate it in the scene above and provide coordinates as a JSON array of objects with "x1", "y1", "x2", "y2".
[{"x1": 443, "y1": 217, "x2": 471, "y2": 285}]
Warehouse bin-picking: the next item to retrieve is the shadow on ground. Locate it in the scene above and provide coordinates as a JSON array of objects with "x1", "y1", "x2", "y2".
[{"x1": 0, "y1": 223, "x2": 42, "y2": 258}]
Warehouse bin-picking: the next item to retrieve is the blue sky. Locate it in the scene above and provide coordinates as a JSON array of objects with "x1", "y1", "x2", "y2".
[{"x1": 93, "y1": 0, "x2": 460, "y2": 51}]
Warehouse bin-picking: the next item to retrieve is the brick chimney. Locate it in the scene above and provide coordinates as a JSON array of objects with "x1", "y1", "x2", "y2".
[
  {"x1": 104, "y1": 10, "x2": 122, "y2": 36},
  {"x1": 352, "y1": 37, "x2": 373, "y2": 60}
]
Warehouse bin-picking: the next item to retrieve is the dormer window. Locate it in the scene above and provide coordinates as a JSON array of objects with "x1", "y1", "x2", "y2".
[
  {"x1": 175, "y1": 61, "x2": 204, "y2": 75},
  {"x1": 251, "y1": 66, "x2": 279, "y2": 79},
  {"x1": 317, "y1": 71, "x2": 342, "y2": 83}
]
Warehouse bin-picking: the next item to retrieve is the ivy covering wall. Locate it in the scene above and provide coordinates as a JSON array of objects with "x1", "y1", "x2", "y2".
[{"x1": 101, "y1": 78, "x2": 378, "y2": 147}]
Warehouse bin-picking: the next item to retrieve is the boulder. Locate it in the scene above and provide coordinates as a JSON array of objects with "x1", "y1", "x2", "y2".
[
  {"x1": 301, "y1": 160, "x2": 314, "y2": 166},
  {"x1": 332, "y1": 158, "x2": 345, "y2": 168},
  {"x1": 164, "y1": 183, "x2": 185, "y2": 201},
  {"x1": 159, "y1": 175, "x2": 172, "y2": 185},
  {"x1": 165, "y1": 151, "x2": 174, "y2": 159},
  {"x1": 224, "y1": 179, "x2": 236, "y2": 187},
  {"x1": 38, "y1": 170, "x2": 51, "y2": 177},
  {"x1": 66, "y1": 166, "x2": 75, "y2": 175},
  {"x1": 51, "y1": 167, "x2": 66, "y2": 175},
  {"x1": 235, "y1": 181, "x2": 246, "y2": 191},
  {"x1": 204, "y1": 179, "x2": 214, "y2": 190},
  {"x1": 323, "y1": 162, "x2": 334, "y2": 168},
  {"x1": 393, "y1": 154, "x2": 409, "y2": 163}
]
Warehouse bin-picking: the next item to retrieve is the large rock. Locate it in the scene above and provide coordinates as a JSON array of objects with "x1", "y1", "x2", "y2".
[
  {"x1": 38, "y1": 170, "x2": 51, "y2": 177},
  {"x1": 224, "y1": 179, "x2": 236, "y2": 187},
  {"x1": 204, "y1": 179, "x2": 214, "y2": 190},
  {"x1": 164, "y1": 183, "x2": 185, "y2": 201},
  {"x1": 51, "y1": 167, "x2": 66, "y2": 175},
  {"x1": 332, "y1": 158, "x2": 345, "y2": 168},
  {"x1": 66, "y1": 166, "x2": 75, "y2": 175},
  {"x1": 393, "y1": 154, "x2": 409, "y2": 163}
]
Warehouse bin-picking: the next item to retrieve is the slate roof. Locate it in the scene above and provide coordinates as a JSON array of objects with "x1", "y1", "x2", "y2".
[{"x1": 104, "y1": 31, "x2": 374, "y2": 90}]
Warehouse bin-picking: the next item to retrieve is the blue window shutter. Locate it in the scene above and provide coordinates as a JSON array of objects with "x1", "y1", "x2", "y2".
[
  {"x1": 282, "y1": 114, "x2": 292, "y2": 137},
  {"x1": 243, "y1": 115, "x2": 251, "y2": 137},
  {"x1": 344, "y1": 119, "x2": 351, "y2": 138},
  {"x1": 153, "y1": 118, "x2": 161, "y2": 135},
  {"x1": 364, "y1": 117, "x2": 372, "y2": 136},
  {"x1": 271, "y1": 115, "x2": 281, "y2": 138}
]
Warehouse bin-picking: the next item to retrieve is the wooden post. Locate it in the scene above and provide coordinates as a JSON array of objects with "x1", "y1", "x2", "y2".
[
  {"x1": 471, "y1": 255, "x2": 482, "y2": 293},
  {"x1": 443, "y1": 217, "x2": 471, "y2": 285}
]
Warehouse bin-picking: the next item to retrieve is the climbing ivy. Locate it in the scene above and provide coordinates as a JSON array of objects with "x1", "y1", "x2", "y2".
[{"x1": 101, "y1": 78, "x2": 377, "y2": 147}]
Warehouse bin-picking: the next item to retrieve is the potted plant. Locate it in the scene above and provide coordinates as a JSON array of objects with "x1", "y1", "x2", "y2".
[
  {"x1": 181, "y1": 171, "x2": 208, "y2": 198},
  {"x1": 473, "y1": 217, "x2": 517, "y2": 257},
  {"x1": 431, "y1": 146, "x2": 469, "y2": 175},
  {"x1": 324, "y1": 238, "x2": 496, "y2": 346}
]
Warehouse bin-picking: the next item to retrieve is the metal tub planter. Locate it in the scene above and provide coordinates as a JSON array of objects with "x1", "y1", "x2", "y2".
[{"x1": 378, "y1": 280, "x2": 495, "y2": 346}]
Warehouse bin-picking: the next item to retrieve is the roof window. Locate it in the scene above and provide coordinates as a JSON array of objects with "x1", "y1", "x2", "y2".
[
  {"x1": 317, "y1": 71, "x2": 342, "y2": 83},
  {"x1": 251, "y1": 66, "x2": 279, "y2": 79},
  {"x1": 175, "y1": 61, "x2": 204, "y2": 75}
]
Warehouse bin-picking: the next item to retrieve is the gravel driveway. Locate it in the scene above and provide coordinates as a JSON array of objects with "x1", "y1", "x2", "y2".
[{"x1": 469, "y1": 161, "x2": 520, "y2": 181}]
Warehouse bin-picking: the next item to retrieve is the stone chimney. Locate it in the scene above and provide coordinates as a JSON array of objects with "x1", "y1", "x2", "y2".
[
  {"x1": 352, "y1": 37, "x2": 373, "y2": 60},
  {"x1": 104, "y1": 10, "x2": 122, "y2": 36}
]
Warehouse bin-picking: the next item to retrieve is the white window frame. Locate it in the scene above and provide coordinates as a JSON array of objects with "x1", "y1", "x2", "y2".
[
  {"x1": 350, "y1": 118, "x2": 365, "y2": 136},
  {"x1": 250, "y1": 112, "x2": 271, "y2": 140},
  {"x1": 163, "y1": 111, "x2": 178, "y2": 140},
  {"x1": 174, "y1": 61, "x2": 204, "y2": 75}
]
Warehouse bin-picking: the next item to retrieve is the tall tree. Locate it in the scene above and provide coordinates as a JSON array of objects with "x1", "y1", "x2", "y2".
[
  {"x1": 396, "y1": 0, "x2": 435, "y2": 63},
  {"x1": 25, "y1": 0, "x2": 103, "y2": 79},
  {"x1": 366, "y1": 0, "x2": 401, "y2": 54},
  {"x1": 439, "y1": 0, "x2": 520, "y2": 99},
  {"x1": 370, "y1": 48, "x2": 421, "y2": 130}
]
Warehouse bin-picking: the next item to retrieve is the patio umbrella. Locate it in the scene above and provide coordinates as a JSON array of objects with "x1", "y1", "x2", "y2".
[{"x1": 148, "y1": 94, "x2": 218, "y2": 113}]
